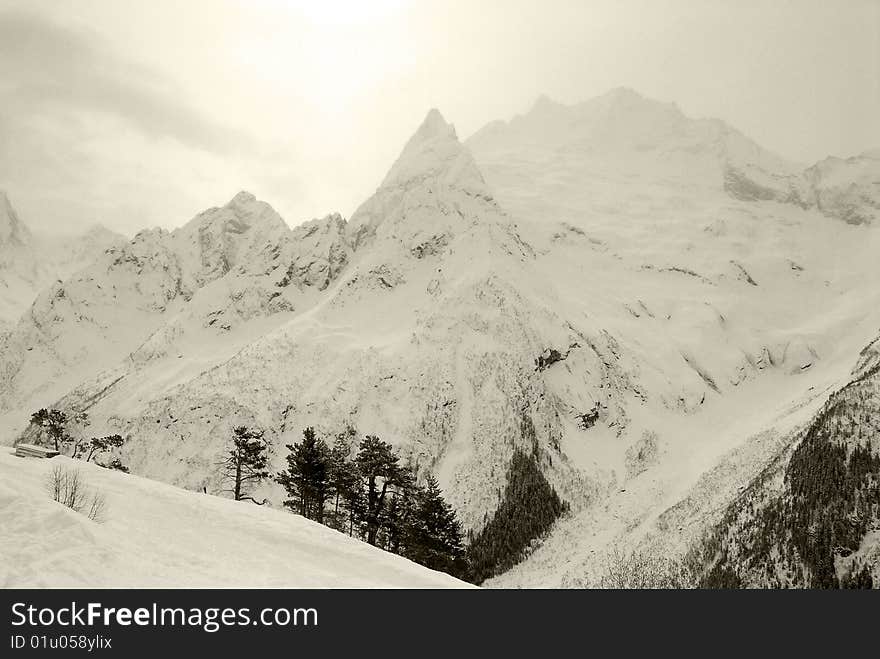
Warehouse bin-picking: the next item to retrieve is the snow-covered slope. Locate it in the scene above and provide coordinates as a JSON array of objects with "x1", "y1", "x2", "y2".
[{"x1": 0, "y1": 451, "x2": 468, "y2": 588}]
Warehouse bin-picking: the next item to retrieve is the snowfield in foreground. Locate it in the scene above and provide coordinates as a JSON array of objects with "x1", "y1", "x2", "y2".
[{"x1": 0, "y1": 452, "x2": 470, "y2": 588}]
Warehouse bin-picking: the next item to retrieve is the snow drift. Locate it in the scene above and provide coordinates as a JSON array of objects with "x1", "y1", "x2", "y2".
[{"x1": 0, "y1": 451, "x2": 469, "y2": 588}]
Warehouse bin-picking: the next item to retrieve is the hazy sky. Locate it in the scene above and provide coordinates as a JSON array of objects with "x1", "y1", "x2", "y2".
[{"x1": 1, "y1": 0, "x2": 878, "y2": 235}]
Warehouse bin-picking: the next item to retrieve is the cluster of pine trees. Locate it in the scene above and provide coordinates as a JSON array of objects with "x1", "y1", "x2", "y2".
[
  {"x1": 840, "y1": 560, "x2": 874, "y2": 588},
  {"x1": 277, "y1": 429, "x2": 467, "y2": 577},
  {"x1": 220, "y1": 425, "x2": 468, "y2": 578},
  {"x1": 218, "y1": 422, "x2": 577, "y2": 583},
  {"x1": 466, "y1": 449, "x2": 568, "y2": 584},
  {"x1": 784, "y1": 434, "x2": 879, "y2": 588},
  {"x1": 28, "y1": 404, "x2": 573, "y2": 585}
]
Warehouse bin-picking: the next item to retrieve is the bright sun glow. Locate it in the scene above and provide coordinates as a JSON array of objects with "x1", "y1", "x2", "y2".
[{"x1": 273, "y1": 0, "x2": 411, "y2": 27}]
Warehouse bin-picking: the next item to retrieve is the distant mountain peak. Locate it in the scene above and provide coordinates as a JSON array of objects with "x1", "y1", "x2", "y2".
[
  {"x1": 530, "y1": 93, "x2": 562, "y2": 113},
  {"x1": 0, "y1": 191, "x2": 32, "y2": 247},
  {"x1": 81, "y1": 222, "x2": 124, "y2": 239},
  {"x1": 600, "y1": 85, "x2": 644, "y2": 102},
  {"x1": 413, "y1": 108, "x2": 456, "y2": 142},
  {"x1": 378, "y1": 108, "x2": 485, "y2": 195},
  {"x1": 228, "y1": 190, "x2": 258, "y2": 207},
  {"x1": 347, "y1": 107, "x2": 504, "y2": 252},
  {"x1": 179, "y1": 191, "x2": 287, "y2": 240},
  {"x1": 530, "y1": 87, "x2": 649, "y2": 112}
]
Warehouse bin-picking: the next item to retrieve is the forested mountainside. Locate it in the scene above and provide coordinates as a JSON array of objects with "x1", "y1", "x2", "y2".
[{"x1": 697, "y1": 333, "x2": 880, "y2": 588}]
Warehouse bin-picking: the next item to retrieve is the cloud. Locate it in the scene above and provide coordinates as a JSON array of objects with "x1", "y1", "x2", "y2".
[{"x1": 0, "y1": 9, "x2": 247, "y2": 154}]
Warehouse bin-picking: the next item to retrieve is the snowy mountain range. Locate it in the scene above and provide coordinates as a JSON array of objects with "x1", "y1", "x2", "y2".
[
  {"x1": 2, "y1": 88, "x2": 879, "y2": 587},
  {"x1": 469, "y1": 88, "x2": 879, "y2": 225}
]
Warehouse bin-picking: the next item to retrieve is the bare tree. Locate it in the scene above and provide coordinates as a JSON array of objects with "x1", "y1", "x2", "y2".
[
  {"x1": 46, "y1": 465, "x2": 107, "y2": 522},
  {"x1": 84, "y1": 491, "x2": 107, "y2": 523},
  {"x1": 599, "y1": 546, "x2": 696, "y2": 589}
]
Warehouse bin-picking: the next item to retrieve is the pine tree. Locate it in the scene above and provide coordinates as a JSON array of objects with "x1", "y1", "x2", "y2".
[
  {"x1": 83, "y1": 434, "x2": 125, "y2": 463},
  {"x1": 68, "y1": 411, "x2": 91, "y2": 458},
  {"x1": 408, "y1": 474, "x2": 466, "y2": 575},
  {"x1": 30, "y1": 408, "x2": 70, "y2": 452},
  {"x1": 382, "y1": 464, "x2": 417, "y2": 554},
  {"x1": 327, "y1": 434, "x2": 357, "y2": 529},
  {"x1": 219, "y1": 426, "x2": 270, "y2": 504},
  {"x1": 343, "y1": 472, "x2": 366, "y2": 538},
  {"x1": 355, "y1": 435, "x2": 402, "y2": 546},
  {"x1": 277, "y1": 427, "x2": 331, "y2": 521}
]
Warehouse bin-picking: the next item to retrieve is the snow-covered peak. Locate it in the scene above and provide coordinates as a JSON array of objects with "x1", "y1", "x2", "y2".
[
  {"x1": 179, "y1": 191, "x2": 285, "y2": 235},
  {"x1": 468, "y1": 88, "x2": 812, "y2": 211},
  {"x1": 346, "y1": 108, "x2": 497, "y2": 251},
  {"x1": 61, "y1": 223, "x2": 127, "y2": 251},
  {"x1": 530, "y1": 93, "x2": 561, "y2": 113},
  {"x1": 177, "y1": 193, "x2": 288, "y2": 250},
  {"x1": 37, "y1": 223, "x2": 127, "y2": 277},
  {"x1": 280, "y1": 212, "x2": 351, "y2": 290},
  {"x1": 171, "y1": 193, "x2": 290, "y2": 287},
  {"x1": 81, "y1": 222, "x2": 120, "y2": 238},
  {"x1": 379, "y1": 108, "x2": 486, "y2": 194},
  {"x1": 0, "y1": 191, "x2": 32, "y2": 246},
  {"x1": 527, "y1": 88, "x2": 656, "y2": 124},
  {"x1": 469, "y1": 89, "x2": 694, "y2": 154},
  {"x1": 411, "y1": 107, "x2": 456, "y2": 143},
  {"x1": 598, "y1": 85, "x2": 655, "y2": 105},
  {"x1": 228, "y1": 190, "x2": 258, "y2": 208}
]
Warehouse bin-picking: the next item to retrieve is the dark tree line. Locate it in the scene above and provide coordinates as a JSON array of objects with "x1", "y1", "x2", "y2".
[
  {"x1": 276, "y1": 428, "x2": 467, "y2": 577},
  {"x1": 466, "y1": 449, "x2": 568, "y2": 584},
  {"x1": 215, "y1": 423, "x2": 573, "y2": 583}
]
